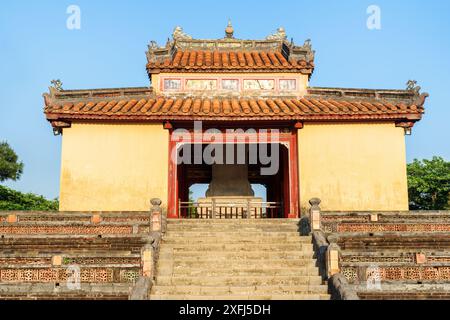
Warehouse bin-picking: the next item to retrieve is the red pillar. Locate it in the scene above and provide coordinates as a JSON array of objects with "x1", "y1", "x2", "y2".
[
  {"x1": 167, "y1": 132, "x2": 179, "y2": 219},
  {"x1": 288, "y1": 131, "x2": 300, "y2": 218}
]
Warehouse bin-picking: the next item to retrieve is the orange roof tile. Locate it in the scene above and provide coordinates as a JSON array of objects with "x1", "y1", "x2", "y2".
[
  {"x1": 44, "y1": 87, "x2": 427, "y2": 124},
  {"x1": 146, "y1": 50, "x2": 314, "y2": 74}
]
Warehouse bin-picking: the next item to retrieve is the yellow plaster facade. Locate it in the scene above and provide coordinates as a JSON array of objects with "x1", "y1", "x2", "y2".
[
  {"x1": 59, "y1": 122, "x2": 169, "y2": 211},
  {"x1": 298, "y1": 122, "x2": 409, "y2": 211}
]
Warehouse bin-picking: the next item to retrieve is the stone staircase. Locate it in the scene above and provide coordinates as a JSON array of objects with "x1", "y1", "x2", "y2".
[{"x1": 151, "y1": 219, "x2": 330, "y2": 300}]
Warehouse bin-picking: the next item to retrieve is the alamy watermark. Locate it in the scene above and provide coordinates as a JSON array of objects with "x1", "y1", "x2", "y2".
[
  {"x1": 366, "y1": 265, "x2": 382, "y2": 290},
  {"x1": 367, "y1": 5, "x2": 382, "y2": 30},
  {"x1": 66, "y1": 5, "x2": 81, "y2": 30},
  {"x1": 66, "y1": 264, "x2": 81, "y2": 291},
  {"x1": 171, "y1": 121, "x2": 281, "y2": 176}
]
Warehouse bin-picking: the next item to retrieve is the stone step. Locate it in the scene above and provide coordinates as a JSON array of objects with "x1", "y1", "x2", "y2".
[
  {"x1": 0, "y1": 283, "x2": 132, "y2": 295},
  {"x1": 162, "y1": 237, "x2": 311, "y2": 245},
  {"x1": 0, "y1": 282, "x2": 132, "y2": 300},
  {"x1": 167, "y1": 219, "x2": 300, "y2": 224},
  {"x1": 156, "y1": 275, "x2": 324, "y2": 286},
  {"x1": 159, "y1": 251, "x2": 315, "y2": 260},
  {"x1": 0, "y1": 293, "x2": 129, "y2": 301},
  {"x1": 166, "y1": 221, "x2": 300, "y2": 226},
  {"x1": 152, "y1": 220, "x2": 324, "y2": 300},
  {"x1": 156, "y1": 267, "x2": 320, "y2": 277},
  {"x1": 166, "y1": 225, "x2": 300, "y2": 230},
  {"x1": 159, "y1": 243, "x2": 313, "y2": 252},
  {"x1": 164, "y1": 231, "x2": 307, "y2": 237},
  {"x1": 157, "y1": 259, "x2": 317, "y2": 269},
  {"x1": 151, "y1": 285, "x2": 329, "y2": 296},
  {"x1": 165, "y1": 229, "x2": 302, "y2": 234},
  {"x1": 150, "y1": 293, "x2": 330, "y2": 300}
]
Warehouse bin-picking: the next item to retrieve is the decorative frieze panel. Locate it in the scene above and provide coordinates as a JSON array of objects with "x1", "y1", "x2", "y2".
[
  {"x1": 321, "y1": 213, "x2": 450, "y2": 224},
  {"x1": 18, "y1": 216, "x2": 91, "y2": 223},
  {"x1": 186, "y1": 79, "x2": 218, "y2": 91},
  {"x1": 427, "y1": 256, "x2": 450, "y2": 263},
  {"x1": 160, "y1": 76, "x2": 300, "y2": 94},
  {"x1": 138, "y1": 226, "x2": 151, "y2": 234},
  {"x1": 62, "y1": 257, "x2": 141, "y2": 266},
  {"x1": 243, "y1": 79, "x2": 275, "y2": 90},
  {"x1": 120, "y1": 270, "x2": 140, "y2": 283},
  {"x1": 0, "y1": 225, "x2": 134, "y2": 235},
  {"x1": 321, "y1": 216, "x2": 370, "y2": 223},
  {"x1": 342, "y1": 266, "x2": 450, "y2": 283},
  {"x1": 221, "y1": 79, "x2": 239, "y2": 91},
  {"x1": 1, "y1": 214, "x2": 151, "y2": 224},
  {"x1": 102, "y1": 216, "x2": 151, "y2": 223},
  {"x1": 0, "y1": 258, "x2": 51, "y2": 266},
  {"x1": 342, "y1": 267, "x2": 358, "y2": 283},
  {"x1": 341, "y1": 255, "x2": 415, "y2": 264},
  {"x1": 163, "y1": 79, "x2": 182, "y2": 91},
  {"x1": 336, "y1": 223, "x2": 450, "y2": 233},
  {"x1": 279, "y1": 79, "x2": 297, "y2": 91},
  {"x1": 0, "y1": 267, "x2": 141, "y2": 284}
]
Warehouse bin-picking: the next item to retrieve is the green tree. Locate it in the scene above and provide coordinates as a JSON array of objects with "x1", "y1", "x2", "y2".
[
  {"x1": 0, "y1": 141, "x2": 58, "y2": 211},
  {"x1": 407, "y1": 157, "x2": 450, "y2": 210},
  {"x1": 0, "y1": 185, "x2": 59, "y2": 211},
  {"x1": 0, "y1": 142, "x2": 24, "y2": 182}
]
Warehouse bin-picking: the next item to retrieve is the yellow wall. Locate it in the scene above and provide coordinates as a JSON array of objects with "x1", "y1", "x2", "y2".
[
  {"x1": 58, "y1": 120, "x2": 408, "y2": 212},
  {"x1": 298, "y1": 122, "x2": 409, "y2": 211},
  {"x1": 59, "y1": 122, "x2": 169, "y2": 211}
]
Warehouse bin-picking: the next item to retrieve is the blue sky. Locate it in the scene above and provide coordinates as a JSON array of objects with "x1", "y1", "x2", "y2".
[{"x1": 0, "y1": 0, "x2": 449, "y2": 200}]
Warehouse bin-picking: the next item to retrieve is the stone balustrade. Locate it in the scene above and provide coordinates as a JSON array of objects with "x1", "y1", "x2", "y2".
[
  {"x1": 307, "y1": 198, "x2": 450, "y2": 300},
  {"x1": 0, "y1": 199, "x2": 166, "y2": 300}
]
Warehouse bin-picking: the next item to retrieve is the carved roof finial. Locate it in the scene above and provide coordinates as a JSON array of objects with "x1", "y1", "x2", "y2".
[
  {"x1": 50, "y1": 79, "x2": 63, "y2": 91},
  {"x1": 406, "y1": 80, "x2": 421, "y2": 94},
  {"x1": 304, "y1": 39, "x2": 312, "y2": 50},
  {"x1": 172, "y1": 26, "x2": 192, "y2": 41},
  {"x1": 225, "y1": 19, "x2": 234, "y2": 39},
  {"x1": 148, "y1": 41, "x2": 159, "y2": 50},
  {"x1": 266, "y1": 27, "x2": 287, "y2": 41}
]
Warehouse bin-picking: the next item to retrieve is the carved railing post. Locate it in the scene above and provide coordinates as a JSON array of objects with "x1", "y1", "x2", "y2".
[
  {"x1": 309, "y1": 198, "x2": 322, "y2": 231},
  {"x1": 141, "y1": 244, "x2": 154, "y2": 278},
  {"x1": 328, "y1": 273, "x2": 360, "y2": 300},
  {"x1": 150, "y1": 198, "x2": 162, "y2": 233},
  {"x1": 326, "y1": 243, "x2": 341, "y2": 278},
  {"x1": 212, "y1": 198, "x2": 216, "y2": 219},
  {"x1": 6, "y1": 214, "x2": 18, "y2": 224}
]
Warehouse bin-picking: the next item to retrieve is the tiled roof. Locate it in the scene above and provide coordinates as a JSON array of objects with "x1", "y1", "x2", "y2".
[
  {"x1": 44, "y1": 87, "x2": 427, "y2": 125},
  {"x1": 146, "y1": 26, "x2": 315, "y2": 75},
  {"x1": 146, "y1": 50, "x2": 314, "y2": 74}
]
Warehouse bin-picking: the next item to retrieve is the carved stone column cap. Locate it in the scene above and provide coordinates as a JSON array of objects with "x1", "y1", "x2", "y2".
[
  {"x1": 309, "y1": 198, "x2": 321, "y2": 207},
  {"x1": 150, "y1": 198, "x2": 162, "y2": 207}
]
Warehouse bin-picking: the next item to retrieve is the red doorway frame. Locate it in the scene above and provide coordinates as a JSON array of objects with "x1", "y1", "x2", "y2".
[{"x1": 167, "y1": 128, "x2": 299, "y2": 219}]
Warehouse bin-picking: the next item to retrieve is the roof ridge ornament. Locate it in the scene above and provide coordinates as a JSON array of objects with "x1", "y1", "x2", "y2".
[
  {"x1": 148, "y1": 41, "x2": 159, "y2": 50},
  {"x1": 406, "y1": 80, "x2": 421, "y2": 94},
  {"x1": 266, "y1": 27, "x2": 287, "y2": 41},
  {"x1": 225, "y1": 19, "x2": 234, "y2": 39},
  {"x1": 304, "y1": 39, "x2": 312, "y2": 50},
  {"x1": 50, "y1": 79, "x2": 63, "y2": 91},
  {"x1": 406, "y1": 80, "x2": 429, "y2": 108},
  {"x1": 172, "y1": 26, "x2": 192, "y2": 41}
]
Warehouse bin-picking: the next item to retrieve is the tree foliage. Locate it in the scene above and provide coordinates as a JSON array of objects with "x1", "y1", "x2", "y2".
[
  {"x1": 408, "y1": 157, "x2": 450, "y2": 210},
  {"x1": 0, "y1": 142, "x2": 24, "y2": 182},
  {"x1": 0, "y1": 185, "x2": 59, "y2": 211}
]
